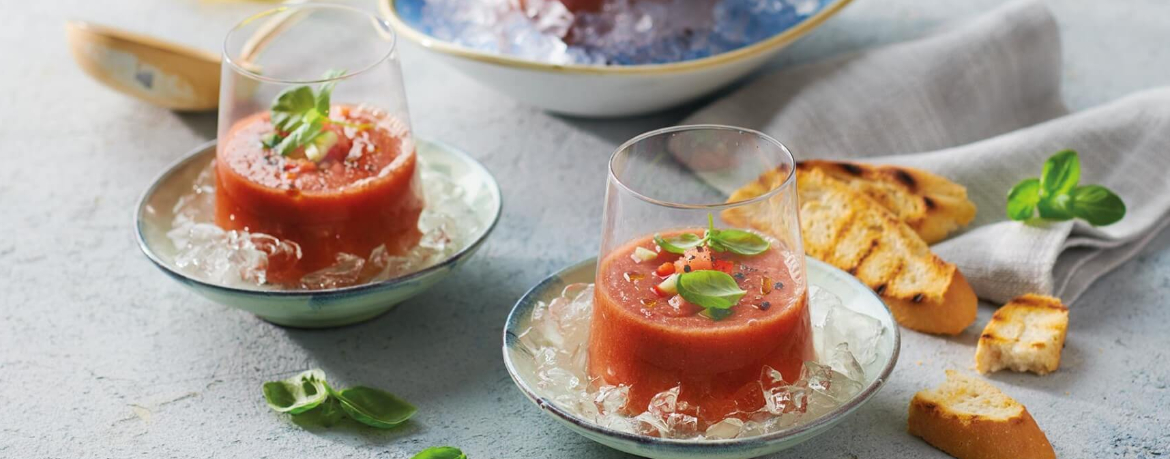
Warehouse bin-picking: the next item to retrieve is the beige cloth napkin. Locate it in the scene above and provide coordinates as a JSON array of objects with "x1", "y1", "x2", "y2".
[{"x1": 685, "y1": 0, "x2": 1170, "y2": 304}]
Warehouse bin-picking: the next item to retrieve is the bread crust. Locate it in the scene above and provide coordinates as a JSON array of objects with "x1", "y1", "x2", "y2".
[
  {"x1": 909, "y1": 371, "x2": 1056, "y2": 459},
  {"x1": 798, "y1": 160, "x2": 977, "y2": 244}
]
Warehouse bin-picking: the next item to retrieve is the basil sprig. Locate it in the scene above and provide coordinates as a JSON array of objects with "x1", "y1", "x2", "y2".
[
  {"x1": 654, "y1": 214, "x2": 770, "y2": 256},
  {"x1": 263, "y1": 69, "x2": 370, "y2": 158},
  {"x1": 262, "y1": 369, "x2": 416, "y2": 429},
  {"x1": 413, "y1": 447, "x2": 468, "y2": 459},
  {"x1": 677, "y1": 270, "x2": 746, "y2": 319},
  {"x1": 1007, "y1": 150, "x2": 1125, "y2": 226}
]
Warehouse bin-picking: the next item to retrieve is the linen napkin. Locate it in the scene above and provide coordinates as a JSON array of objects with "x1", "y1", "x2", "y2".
[{"x1": 685, "y1": 0, "x2": 1170, "y2": 305}]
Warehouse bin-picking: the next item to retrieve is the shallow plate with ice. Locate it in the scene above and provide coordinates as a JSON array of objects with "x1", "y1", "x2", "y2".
[
  {"x1": 379, "y1": 0, "x2": 853, "y2": 117},
  {"x1": 136, "y1": 140, "x2": 501, "y2": 328},
  {"x1": 502, "y1": 257, "x2": 899, "y2": 459}
]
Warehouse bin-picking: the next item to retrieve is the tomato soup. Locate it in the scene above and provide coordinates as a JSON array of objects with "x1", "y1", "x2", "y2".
[
  {"x1": 215, "y1": 105, "x2": 423, "y2": 284},
  {"x1": 588, "y1": 231, "x2": 814, "y2": 426}
]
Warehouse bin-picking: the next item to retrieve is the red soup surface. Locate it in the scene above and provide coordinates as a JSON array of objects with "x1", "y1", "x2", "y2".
[
  {"x1": 215, "y1": 105, "x2": 423, "y2": 285},
  {"x1": 589, "y1": 230, "x2": 814, "y2": 427}
]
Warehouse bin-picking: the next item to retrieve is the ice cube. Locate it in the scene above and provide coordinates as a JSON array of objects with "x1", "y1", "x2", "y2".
[
  {"x1": 300, "y1": 253, "x2": 365, "y2": 289},
  {"x1": 704, "y1": 418, "x2": 744, "y2": 439},
  {"x1": 822, "y1": 302, "x2": 884, "y2": 366}
]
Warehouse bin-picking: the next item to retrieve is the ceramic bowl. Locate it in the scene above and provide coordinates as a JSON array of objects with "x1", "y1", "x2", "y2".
[
  {"x1": 503, "y1": 257, "x2": 899, "y2": 459},
  {"x1": 379, "y1": 0, "x2": 852, "y2": 117},
  {"x1": 136, "y1": 139, "x2": 501, "y2": 328}
]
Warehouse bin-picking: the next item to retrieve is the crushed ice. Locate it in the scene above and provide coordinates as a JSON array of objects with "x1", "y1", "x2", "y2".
[
  {"x1": 410, "y1": 0, "x2": 831, "y2": 65},
  {"x1": 517, "y1": 283, "x2": 884, "y2": 440},
  {"x1": 164, "y1": 161, "x2": 478, "y2": 290}
]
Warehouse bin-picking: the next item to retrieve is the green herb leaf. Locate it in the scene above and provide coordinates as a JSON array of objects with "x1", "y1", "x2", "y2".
[
  {"x1": 335, "y1": 386, "x2": 417, "y2": 429},
  {"x1": 412, "y1": 446, "x2": 468, "y2": 459},
  {"x1": 1070, "y1": 185, "x2": 1126, "y2": 226},
  {"x1": 709, "y1": 229, "x2": 770, "y2": 256},
  {"x1": 1037, "y1": 194, "x2": 1074, "y2": 220},
  {"x1": 262, "y1": 369, "x2": 329, "y2": 414},
  {"x1": 1006, "y1": 178, "x2": 1041, "y2": 221},
  {"x1": 676, "y1": 270, "x2": 746, "y2": 310},
  {"x1": 1040, "y1": 150, "x2": 1080, "y2": 197},
  {"x1": 699, "y1": 308, "x2": 733, "y2": 321},
  {"x1": 266, "y1": 68, "x2": 348, "y2": 157},
  {"x1": 654, "y1": 233, "x2": 706, "y2": 254}
]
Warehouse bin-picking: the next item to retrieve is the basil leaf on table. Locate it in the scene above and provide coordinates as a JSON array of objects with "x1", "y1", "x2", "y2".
[
  {"x1": 1006, "y1": 177, "x2": 1041, "y2": 221},
  {"x1": 654, "y1": 232, "x2": 705, "y2": 254},
  {"x1": 1037, "y1": 193, "x2": 1074, "y2": 220},
  {"x1": 1040, "y1": 150, "x2": 1081, "y2": 197},
  {"x1": 262, "y1": 369, "x2": 329, "y2": 414},
  {"x1": 412, "y1": 446, "x2": 468, "y2": 459},
  {"x1": 677, "y1": 270, "x2": 746, "y2": 310},
  {"x1": 1070, "y1": 185, "x2": 1126, "y2": 226},
  {"x1": 335, "y1": 386, "x2": 418, "y2": 429},
  {"x1": 709, "y1": 229, "x2": 770, "y2": 256}
]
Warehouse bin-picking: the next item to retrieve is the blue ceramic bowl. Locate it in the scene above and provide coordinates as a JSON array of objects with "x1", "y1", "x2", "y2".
[
  {"x1": 503, "y1": 257, "x2": 900, "y2": 459},
  {"x1": 136, "y1": 139, "x2": 501, "y2": 328}
]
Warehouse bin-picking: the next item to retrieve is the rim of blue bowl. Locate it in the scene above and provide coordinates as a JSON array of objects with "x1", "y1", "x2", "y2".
[
  {"x1": 502, "y1": 256, "x2": 901, "y2": 449},
  {"x1": 134, "y1": 139, "x2": 502, "y2": 298}
]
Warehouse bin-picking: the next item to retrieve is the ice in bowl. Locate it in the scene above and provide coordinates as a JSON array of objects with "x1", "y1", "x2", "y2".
[
  {"x1": 403, "y1": 0, "x2": 833, "y2": 65},
  {"x1": 516, "y1": 281, "x2": 885, "y2": 439}
]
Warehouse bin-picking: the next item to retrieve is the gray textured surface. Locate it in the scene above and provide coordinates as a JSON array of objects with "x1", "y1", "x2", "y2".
[{"x1": 1, "y1": 1, "x2": 1168, "y2": 458}]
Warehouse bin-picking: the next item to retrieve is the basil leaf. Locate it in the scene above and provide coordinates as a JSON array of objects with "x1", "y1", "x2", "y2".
[
  {"x1": 316, "y1": 69, "x2": 346, "y2": 115},
  {"x1": 335, "y1": 386, "x2": 417, "y2": 429},
  {"x1": 699, "y1": 308, "x2": 733, "y2": 321},
  {"x1": 1070, "y1": 185, "x2": 1126, "y2": 226},
  {"x1": 1040, "y1": 150, "x2": 1080, "y2": 197},
  {"x1": 709, "y1": 229, "x2": 770, "y2": 256},
  {"x1": 271, "y1": 86, "x2": 317, "y2": 132},
  {"x1": 1006, "y1": 178, "x2": 1041, "y2": 221},
  {"x1": 412, "y1": 447, "x2": 468, "y2": 459},
  {"x1": 275, "y1": 120, "x2": 324, "y2": 156},
  {"x1": 263, "y1": 369, "x2": 329, "y2": 414},
  {"x1": 654, "y1": 233, "x2": 705, "y2": 254},
  {"x1": 1037, "y1": 194, "x2": 1074, "y2": 220},
  {"x1": 677, "y1": 270, "x2": 746, "y2": 310}
]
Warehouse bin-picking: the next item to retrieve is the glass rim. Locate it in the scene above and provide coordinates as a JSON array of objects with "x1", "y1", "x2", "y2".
[
  {"x1": 607, "y1": 124, "x2": 797, "y2": 210},
  {"x1": 221, "y1": 3, "x2": 398, "y2": 85}
]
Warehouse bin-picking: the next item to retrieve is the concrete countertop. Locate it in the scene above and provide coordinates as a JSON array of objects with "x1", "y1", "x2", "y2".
[{"x1": 1, "y1": 0, "x2": 1167, "y2": 457}]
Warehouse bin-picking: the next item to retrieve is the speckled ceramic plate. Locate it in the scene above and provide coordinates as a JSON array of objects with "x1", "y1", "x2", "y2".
[
  {"x1": 136, "y1": 139, "x2": 501, "y2": 328},
  {"x1": 503, "y1": 257, "x2": 900, "y2": 459}
]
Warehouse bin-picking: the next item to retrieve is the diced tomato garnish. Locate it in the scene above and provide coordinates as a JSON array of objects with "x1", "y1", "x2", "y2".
[
  {"x1": 674, "y1": 247, "x2": 714, "y2": 274},
  {"x1": 655, "y1": 262, "x2": 675, "y2": 277},
  {"x1": 713, "y1": 259, "x2": 735, "y2": 274}
]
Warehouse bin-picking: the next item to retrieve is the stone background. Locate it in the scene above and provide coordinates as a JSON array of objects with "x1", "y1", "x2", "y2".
[{"x1": 1, "y1": 0, "x2": 1167, "y2": 457}]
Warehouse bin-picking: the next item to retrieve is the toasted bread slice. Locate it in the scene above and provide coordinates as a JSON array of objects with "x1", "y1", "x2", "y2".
[
  {"x1": 976, "y1": 294, "x2": 1069, "y2": 375},
  {"x1": 909, "y1": 370, "x2": 1055, "y2": 459},
  {"x1": 797, "y1": 160, "x2": 977, "y2": 244},
  {"x1": 724, "y1": 167, "x2": 977, "y2": 335}
]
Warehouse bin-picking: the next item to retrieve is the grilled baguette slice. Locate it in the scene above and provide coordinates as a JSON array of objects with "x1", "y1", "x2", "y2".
[
  {"x1": 798, "y1": 160, "x2": 977, "y2": 244},
  {"x1": 909, "y1": 370, "x2": 1056, "y2": 459},
  {"x1": 724, "y1": 167, "x2": 977, "y2": 335},
  {"x1": 976, "y1": 294, "x2": 1069, "y2": 375}
]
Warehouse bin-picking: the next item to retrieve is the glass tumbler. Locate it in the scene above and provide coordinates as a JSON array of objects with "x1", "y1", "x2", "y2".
[{"x1": 588, "y1": 125, "x2": 812, "y2": 428}]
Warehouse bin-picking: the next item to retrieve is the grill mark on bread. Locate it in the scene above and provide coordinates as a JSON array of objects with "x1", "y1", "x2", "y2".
[
  {"x1": 848, "y1": 239, "x2": 881, "y2": 275},
  {"x1": 923, "y1": 196, "x2": 936, "y2": 210},
  {"x1": 840, "y1": 163, "x2": 864, "y2": 176},
  {"x1": 893, "y1": 169, "x2": 917, "y2": 190}
]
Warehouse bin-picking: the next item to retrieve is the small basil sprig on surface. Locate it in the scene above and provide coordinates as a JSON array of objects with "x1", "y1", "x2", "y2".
[
  {"x1": 262, "y1": 369, "x2": 329, "y2": 414},
  {"x1": 1007, "y1": 150, "x2": 1126, "y2": 226},
  {"x1": 262, "y1": 369, "x2": 415, "y2": 429},
  {"x1": 412, "y1": 446, "x2": 468, "y2": 459},
  {"x1": 334, "y1": 386, "x2": 417, "y2": 429},
  {"x1": 677, "y1": 270, "x2": 746, "y2": 320},
  {"x1": 263, "y1": 69, "x2": 353, "y2": 157},
  {"x1": 654, "y1": 214, "x2": 770, "y2": 256}
]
